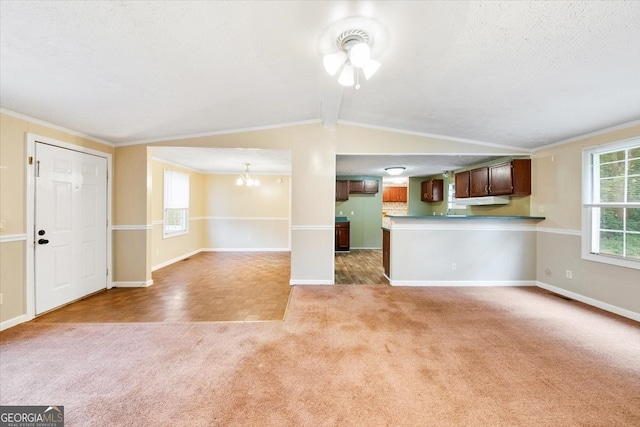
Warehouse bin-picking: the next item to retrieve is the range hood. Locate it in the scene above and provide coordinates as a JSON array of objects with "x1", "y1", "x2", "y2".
[{"x1": 453, "y1": 196, "x2": 510, "y2": 206}]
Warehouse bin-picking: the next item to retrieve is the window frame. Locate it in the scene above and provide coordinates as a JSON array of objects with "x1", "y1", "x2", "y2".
[
  {"x1": 447, "y1": 183, "x2": 467, "y2": 211},
  {"x1": 163, "y1": 169, "x2": 190, "y2": 239},
  {"x1": 581, "y1": 137, "x2": 640, "y2": 270}
]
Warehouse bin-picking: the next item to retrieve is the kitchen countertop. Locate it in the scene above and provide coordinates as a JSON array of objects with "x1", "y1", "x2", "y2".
[
  {"x1": 382, "y1": 214, "x2": 545, "y2": 230},
  {"x1": 385, "y1": 215, "x2": 545, "y2": 220},
  {"x1": 335, "y1": 216, "x2": 350, "y2": 222}
]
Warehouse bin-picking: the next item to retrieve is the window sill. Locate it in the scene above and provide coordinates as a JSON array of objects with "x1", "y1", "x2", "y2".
[
  {"x1": 163, "y1": 230, "x2": 188, "y2": 239},
  {"x1": 581, "y1": 251, "x2": 640, "y2": 271}
]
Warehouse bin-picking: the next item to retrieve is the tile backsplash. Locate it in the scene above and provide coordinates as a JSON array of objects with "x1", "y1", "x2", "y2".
[{"x1": 383, "y1": 202, "x2": 407, "y2": 216}]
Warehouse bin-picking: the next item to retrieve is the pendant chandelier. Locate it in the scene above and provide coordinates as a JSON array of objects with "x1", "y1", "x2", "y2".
[
  {"x1": 322, "y1": 29, "x2": 380, "y2": 90},
  {"x1": 236, "y1": 163, "x2": 260, "y2": 186}
]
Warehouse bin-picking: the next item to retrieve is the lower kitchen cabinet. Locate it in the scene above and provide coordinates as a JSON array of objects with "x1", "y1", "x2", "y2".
[
  {"x1": 335, "y1": 222, "x2": 350, "y2": 252},
  {"x1": 382, "y1": 229, "x2": 390, "y2": 276}
]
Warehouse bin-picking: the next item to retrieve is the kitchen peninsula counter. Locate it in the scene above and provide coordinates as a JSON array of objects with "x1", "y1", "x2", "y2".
[{"x1": 382, "y1": 215, "x2": 545, "y2": 286}]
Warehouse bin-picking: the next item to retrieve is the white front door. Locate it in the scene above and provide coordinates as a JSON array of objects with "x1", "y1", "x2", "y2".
[{"x1": 35, "y1": 142, "x2": 108, "y2": 314}]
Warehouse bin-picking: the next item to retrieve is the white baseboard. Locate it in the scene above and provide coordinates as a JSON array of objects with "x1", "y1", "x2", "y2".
[
  {"x1": 113, "y1": 279, "x2": 154, "y2": 288},
  {"x1": 202, "y1": 248, "x2": 290, "y2": 252},
  {"x1": 290, "y1": 279, "x2": 333, "y2": 285},
  {"x1": 536, "y1": 281, "x2": 640, "y2": 322},
  {"x1": 152, "y1": 249, "x2": 202, "y2": 271},
  {"x1": 389, "y1": 280, "x2": 536, "y2": 287},
  {"x1": 0, "y1": 314, "x2": 28, "y2": 331}
]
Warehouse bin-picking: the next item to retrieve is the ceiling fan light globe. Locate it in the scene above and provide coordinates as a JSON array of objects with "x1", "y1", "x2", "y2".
[
  {"x1": 362, "y1": 59, "x2": 381, "y2": 80},
  {"x1": 338, "y1": 65, "x2": 355, "y2": 86},
  {"x1": 349, "y1": 42, "x2": 370, "y2": 68},
  {"x1": 323, "y1": 51, "x2": 347, "y2": 76}
]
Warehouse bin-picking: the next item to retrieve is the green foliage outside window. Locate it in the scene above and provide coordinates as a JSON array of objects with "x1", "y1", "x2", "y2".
[{"x1": 596, "y1": 146, "x2": 640, "y2": 260}]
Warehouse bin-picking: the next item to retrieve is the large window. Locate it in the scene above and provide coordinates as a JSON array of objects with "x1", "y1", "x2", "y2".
[
  {"x1": 583, "y1": 139, "x2": 640, "y2": 269},
  {"x1": 163, "y1": 169, "x2": 189, "y2": 238}
]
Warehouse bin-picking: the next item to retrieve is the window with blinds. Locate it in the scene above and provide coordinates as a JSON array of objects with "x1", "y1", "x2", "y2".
[
  {"x1": 163, "y1": 169, "x2": 190, "y2": 238},
  {"x1": 582, "y1": 139, "x2": 640, "y2": 269}
]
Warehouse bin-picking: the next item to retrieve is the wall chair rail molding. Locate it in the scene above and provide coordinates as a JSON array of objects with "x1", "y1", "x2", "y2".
[
  {"x1": 0, "y1": 234, "x2": 27, "y2": 243},
  {"x1": 536, "y1": 227, "x2": 582, "y2": 236},
  {"x1": 111, "y1": 224, "x2": 153, "y2": 230}
]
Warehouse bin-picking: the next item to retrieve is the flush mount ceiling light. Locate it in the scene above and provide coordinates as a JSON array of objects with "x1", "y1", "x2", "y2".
[
  {"x1": 236, "y1": 163, "x2": 260, "y2": 186},
  {"x1": 385, "y1": 167, "x2": 406, "y2": 176},
  {"x1": 320, "y1": 17, "x2": 389, "y2": 90}
]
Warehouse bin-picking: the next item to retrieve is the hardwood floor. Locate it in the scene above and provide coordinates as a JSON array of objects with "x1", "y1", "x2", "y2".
[
  {"x1": 33, "y1": 252, "x2": 292, "y2": 323},
  {"x1": 32, "y1": 249, "x2": 386, "y2": 324},
  {"x1": 334, "y1": 249, "x2": 389, "y2": 285}
]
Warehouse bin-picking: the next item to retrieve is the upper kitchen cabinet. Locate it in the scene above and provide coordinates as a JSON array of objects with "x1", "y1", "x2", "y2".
[
  {"x1": 383, "y1": 186, "x2": 408, "y2": 202},
  {"x1": 349, "y1": 180, "x2": 379, "y2": 194},
  {"x1": 467, "y1": 159, "x2": 531, "y2": 197},
  {"x1": 336, "y1": 180, "x2": 349, "y2": 201},
  {"x1": 455, "y1": 171, "x2": 470, "y2": 198},
  {"x1": 491, "y1": 159, "x2": 531, "y2": 196},
  {"x1": 421, "y1": 179, "x2": 443, "y2": 202},
  {"x1": 469, "y1": 168, "x2": 489, "y2": 197}
]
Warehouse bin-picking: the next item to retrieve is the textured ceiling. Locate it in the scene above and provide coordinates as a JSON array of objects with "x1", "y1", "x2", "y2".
[
  {"x1": 151, "y1": 147, "x2": 292, "y2": 175},
  {"x1": 1, "y1": 1, "x2": 639, "y2": 154}
]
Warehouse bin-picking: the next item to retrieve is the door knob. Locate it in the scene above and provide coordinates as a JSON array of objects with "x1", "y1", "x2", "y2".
[
  {"x1": 38, "y1": 230, "x2": 46, "y2": 236},
  {"x1": 38, "y1": 239, "x2": 49, "y2": 245}
]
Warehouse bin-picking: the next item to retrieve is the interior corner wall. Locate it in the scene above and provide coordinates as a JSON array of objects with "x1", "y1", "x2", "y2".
[{"x1": 532, "y1": 124, "x2": 640, "y2": 318}]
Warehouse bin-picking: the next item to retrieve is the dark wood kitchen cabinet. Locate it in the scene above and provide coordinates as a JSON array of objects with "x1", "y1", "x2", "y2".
[
  {"x1": 336, "y1": 180, "x2": 349, "y2": 201},
  {"x1": 455, "y1": 171, "x2": 470, "y2": 198},
  {"x1": 468, "y1": 159, "x2": 531, "y2": 197},
  {"x1": 335, "y1": 222, "x2": 350, "y2": 252},
  {"x1": 469, "y1": 167, "x2": 489, "y2": 197},
  {"x1": 490, "y1": 159, "x2": 531, "y2": 196},
  {"x1": 349, "y1": 180, "x2": 379, "y2": 194},
  {"x1": 383, "y1": 186, "x2": 408, "y2": 202},
  {"x1": 421, "y1": 179, "x2": 443, "y2": 202},
  {"x1": 382, "y1": 229, "x2": 390, "y2": 277}
]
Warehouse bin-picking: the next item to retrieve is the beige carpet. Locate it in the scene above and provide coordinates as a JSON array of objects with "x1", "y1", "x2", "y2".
[{"x1": 1, "y1": 285, "x2": 639, "y2": 426}]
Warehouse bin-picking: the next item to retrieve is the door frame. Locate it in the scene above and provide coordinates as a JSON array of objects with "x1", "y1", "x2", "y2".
[{"x1": 25, "y1": 133, "x2": 113, "y2": 321}]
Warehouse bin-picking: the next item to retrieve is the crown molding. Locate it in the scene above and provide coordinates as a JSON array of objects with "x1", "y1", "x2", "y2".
[
  {"x1": 532, "y1": 119, "x2": 640, "y2": 152},
  {"x1": 0, "y1": 108, "x2": 115, "y2": 147},
  {"x1": 118, "y1": 119, "x2": 322, "y2": 147},
  {"x1": 336, "y1": 120, "x2": 532, "y2": 153}
]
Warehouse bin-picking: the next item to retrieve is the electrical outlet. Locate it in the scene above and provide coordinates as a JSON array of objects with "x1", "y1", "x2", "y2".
[
  {"x1": 565, "y1": 270, "x2": 572, "y2": 279},
  {"x1": 351, "y1": 211, "x2": 354, "y2": 215},
  {"x1": 451, "y1": 262, "x2": 457, "y2": 271},
  {"x1": 0, "y1": 219, "x2": 5, "y2": 230},
  {"x1": 0, "y1": 293, "x2": 3, "y2": 305},
  {"x1": 538, "y1": 206, "x2": 544, "y2": 214}
]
